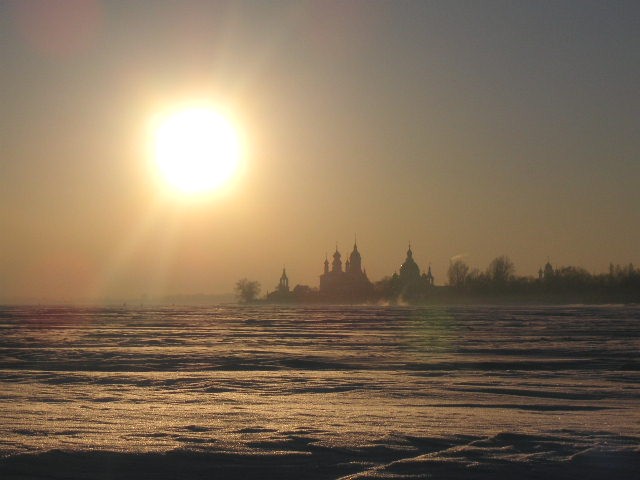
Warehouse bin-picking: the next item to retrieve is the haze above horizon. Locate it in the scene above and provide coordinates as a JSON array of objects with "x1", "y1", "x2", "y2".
[{"x1": 1, "y1": 1, "x2": 639, "y2": 302}]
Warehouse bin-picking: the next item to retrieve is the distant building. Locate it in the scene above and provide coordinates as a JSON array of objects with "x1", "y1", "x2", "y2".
[
  {"x1": 266, "y1": 267, "x2": 293, "y2": 302},
  {"x1": 399, "y1": 244, "x2": 420, "y2": 284},
  {"x1": 277, "y1": 268, "x2": 289, "y2": 293},
  {"x1": 538, "y1": 260, "x2": 555, "y2": 280},
  {"x1": 425, "y1": 265, "x2": 435, "y2": 286},
  {"x1": 266, "y1": 242, "x2": 435, "y2": 303},
  {"x1": 391, "y1": 244, "x2": 434, "y2": 298},
  {"x1": 319, "y1": 242, "x2": 373, "y2": 301}
]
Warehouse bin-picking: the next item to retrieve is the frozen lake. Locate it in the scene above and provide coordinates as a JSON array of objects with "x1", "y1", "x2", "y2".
[{"x1": 0, "y1": 305, "x2": 638, "y2": 478}]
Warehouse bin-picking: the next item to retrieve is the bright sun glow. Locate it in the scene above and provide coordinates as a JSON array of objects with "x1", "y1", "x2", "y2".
[{"x1": 153, "y1": 107, "x2": 241, "y2": 195}]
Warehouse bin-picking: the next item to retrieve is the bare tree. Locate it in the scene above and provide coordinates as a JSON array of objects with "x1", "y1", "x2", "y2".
[
  {"x1": 447, "y1": 259, "x2": 470, "y2": 288},
  {"x1": 235, "y1": 278, "x2": 261, "y2": 303},
  {"x1": 487, "y1": 256, "x2": 515, "y2": 284}
]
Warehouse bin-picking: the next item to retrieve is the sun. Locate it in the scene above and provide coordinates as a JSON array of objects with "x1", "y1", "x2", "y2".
[{"x1": 153, "y1": 107, "x2": 241, "y2": 195}]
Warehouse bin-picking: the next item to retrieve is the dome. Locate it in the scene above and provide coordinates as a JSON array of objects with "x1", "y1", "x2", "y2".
[
  {"x1": 400, "y1": 257, "x2": 420, "y2": 277},
  {"x1": 399, "y1": 244, "x2": 420, "y2": 281}
]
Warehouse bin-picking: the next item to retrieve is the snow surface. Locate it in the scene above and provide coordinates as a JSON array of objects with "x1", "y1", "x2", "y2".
[{"x1": 0, "y1": 305, "x2": 638, "y2": 478}]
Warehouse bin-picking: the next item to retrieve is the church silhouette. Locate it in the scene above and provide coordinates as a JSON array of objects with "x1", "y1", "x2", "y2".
[
  {"x1": 319, "y1": 242, "x2": 373, "y2": 301},
  {"x1": 267, "y1": 241, "x2": 434, "y2": 303}
]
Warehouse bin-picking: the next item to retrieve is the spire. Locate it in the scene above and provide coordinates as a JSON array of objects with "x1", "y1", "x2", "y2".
[
  {"x1": 425, "y1": 263, "x2": 434, "y2": 285},
  {"x1": 278, "y1": 266, "x2": 289, "y2": 292},
  {"x1": 349, "y1": 236, "x2": 362, "y2": 274}
]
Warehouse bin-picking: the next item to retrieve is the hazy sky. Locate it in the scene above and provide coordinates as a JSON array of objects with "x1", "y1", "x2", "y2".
[{"x1": 2, "y1": 0, "x2": 639, "y2": 302}]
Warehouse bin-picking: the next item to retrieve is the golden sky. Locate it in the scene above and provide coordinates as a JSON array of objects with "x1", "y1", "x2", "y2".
[{"x1": 1, "y1": 1, "x2": 639, "y2": 302}]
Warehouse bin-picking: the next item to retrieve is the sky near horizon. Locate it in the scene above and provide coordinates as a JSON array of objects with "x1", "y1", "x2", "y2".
[{"x1": 1, "y1": 0, "x2": 639, "y2": 302}]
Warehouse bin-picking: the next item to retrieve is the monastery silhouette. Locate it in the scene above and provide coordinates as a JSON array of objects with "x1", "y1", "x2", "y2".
[{"x1": 267, "y1": 241, "x2": 434, "y2": 303}]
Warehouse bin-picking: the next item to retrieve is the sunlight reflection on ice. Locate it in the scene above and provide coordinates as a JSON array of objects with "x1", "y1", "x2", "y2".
[{"x1": 0, "y1": 305, "x2": 638, "y2": 478}]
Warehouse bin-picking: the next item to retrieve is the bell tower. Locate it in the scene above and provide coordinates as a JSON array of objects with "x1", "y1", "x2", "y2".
[
  {"x1": 332, "y1": 246, "x2": 342, "y2": 273},
  {"x1": 278, "y1": 267, "x2": 289, "y2": 293},
  {"x1": 349, "y1": 240, "x2": 362, "y2": 275}
]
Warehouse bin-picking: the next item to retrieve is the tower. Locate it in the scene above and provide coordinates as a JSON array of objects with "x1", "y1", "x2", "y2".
[
  {"x1": 425, "y1": 264, "x2": 434, "y2": 286},
  {"x1": 278, "y1": 267, "x2": 289, "y2": 293},
  {"x1": 332, "y1": 246, "x2": 342, "y2": 273},
  {"x1": 543, "y1": 259, "x2": 554, "y2": 279},
  {"x1": 348, "y1": 241, "x2": 362, "y2": 275},
  {"x1": 319, "y1": 239, "x2": 372, "y2": 299}
]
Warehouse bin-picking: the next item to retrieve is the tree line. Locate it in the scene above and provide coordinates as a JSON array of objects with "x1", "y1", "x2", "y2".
[
  {"x1": 446, "y1": 256, "x2": 640, "y2": 296},
  {"x1": 235, "y1": 257, "x2": 640, "y2": 304}
]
